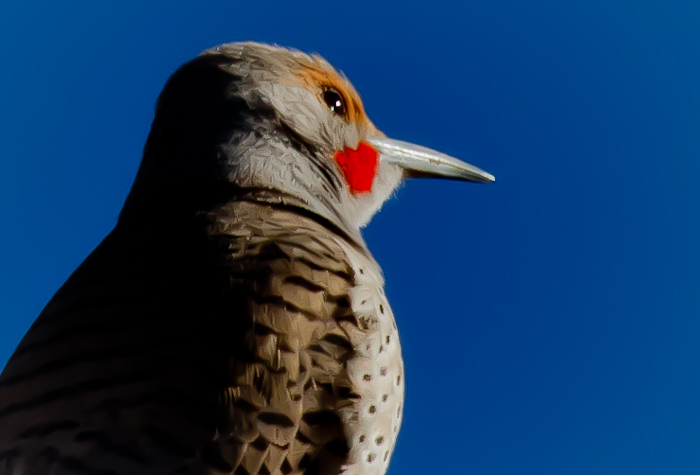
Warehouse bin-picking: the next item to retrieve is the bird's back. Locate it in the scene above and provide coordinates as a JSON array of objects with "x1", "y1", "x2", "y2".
[{"x1": 0, "y1": 200, "x2": 404, "y2": 475}]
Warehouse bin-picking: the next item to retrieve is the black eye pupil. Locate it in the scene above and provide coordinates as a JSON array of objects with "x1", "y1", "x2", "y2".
[{"x1": 323, "y1": 89, "x2": 346, "y2": 117}]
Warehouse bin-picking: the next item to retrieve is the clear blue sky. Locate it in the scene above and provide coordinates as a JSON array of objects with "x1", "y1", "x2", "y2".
[{"x1": 1, "y1": 1, "x2": 699, "y2": 473}]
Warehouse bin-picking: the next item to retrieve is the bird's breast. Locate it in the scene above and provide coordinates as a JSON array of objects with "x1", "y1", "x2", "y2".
[{"x1": 334, "y1": 242, "x2": 404, "y2": 475}]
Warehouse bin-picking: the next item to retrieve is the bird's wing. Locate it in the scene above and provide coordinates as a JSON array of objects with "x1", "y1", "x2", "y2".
[
  {"x1": 201, "y1": 201, "x2": 360, "y2": 474},
  {"x1": 0, "y1": 201, "x2": 361, "y2": 475}
]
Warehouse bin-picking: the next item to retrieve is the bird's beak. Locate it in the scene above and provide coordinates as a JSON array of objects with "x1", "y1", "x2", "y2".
[{"x1": 367, "y1": 137, "x2": 495, "y2": 183}]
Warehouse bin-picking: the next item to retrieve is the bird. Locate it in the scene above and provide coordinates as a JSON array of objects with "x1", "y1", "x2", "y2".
[{"x1": 0, "y1": 42, "x2": 494, "y2": 475}]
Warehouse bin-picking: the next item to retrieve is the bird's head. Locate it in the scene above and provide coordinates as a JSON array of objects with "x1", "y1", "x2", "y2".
[{"x1": 122, "y1": 42, "x2": 494, "y2": 238}]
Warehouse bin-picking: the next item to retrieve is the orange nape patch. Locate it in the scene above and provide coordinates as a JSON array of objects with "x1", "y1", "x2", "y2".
[{"x1": 334, "y1": 142, "x2": 378, "y2": 193}]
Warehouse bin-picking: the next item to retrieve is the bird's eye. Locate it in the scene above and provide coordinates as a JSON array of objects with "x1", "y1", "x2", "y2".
[{"x1": 322, "y1": 88, "x2": 347, "y2": 118}]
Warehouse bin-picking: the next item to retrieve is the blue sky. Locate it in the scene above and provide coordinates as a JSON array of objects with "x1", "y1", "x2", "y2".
[{"x1": 1, "y1": 1, "x2": 699, "y2": 473}]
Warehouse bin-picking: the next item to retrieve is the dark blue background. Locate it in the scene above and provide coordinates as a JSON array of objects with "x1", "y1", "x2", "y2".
[{"x1": 2, "y1": 1, "x2": 699, "y2": 473}]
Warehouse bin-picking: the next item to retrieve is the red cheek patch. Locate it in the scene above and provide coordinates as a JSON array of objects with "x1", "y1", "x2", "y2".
[{"x1": 334, "y1": 141, "x2": 378, "y2": 194}]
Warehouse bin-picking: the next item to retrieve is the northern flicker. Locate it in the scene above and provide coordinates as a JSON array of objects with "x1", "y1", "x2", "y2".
[{"x1": 0, "y1": 42, "x2": 494, "y2": 475}]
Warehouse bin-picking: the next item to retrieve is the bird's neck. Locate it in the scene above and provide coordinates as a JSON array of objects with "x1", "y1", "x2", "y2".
[
  {"x1": 117, "y1": 130, "x2": 367, "y2": 249},
  {"x1": 217, "y1": 128, "x2": 366, "y2": 246}
]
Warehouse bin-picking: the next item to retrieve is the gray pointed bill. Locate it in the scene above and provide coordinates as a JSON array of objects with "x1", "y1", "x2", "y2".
[{"x1": 368, "y1": 137, "x2": 495, "y2": 183}]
